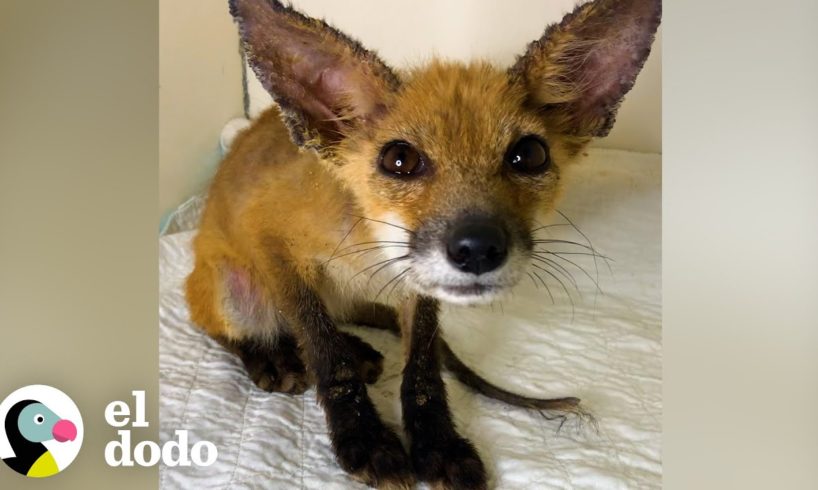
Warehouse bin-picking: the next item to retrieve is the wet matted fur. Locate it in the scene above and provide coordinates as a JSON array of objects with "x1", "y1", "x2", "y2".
[{"x1": 185, "y1": 0, "x2": 661, "y2": 488}]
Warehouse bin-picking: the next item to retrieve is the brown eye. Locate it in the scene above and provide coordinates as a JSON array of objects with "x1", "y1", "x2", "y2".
[
  {"x1": 379, "y1": 141, "x2": 425, "y2": 177},
  {"x1": 506, "y1": 136, "x2": 551, "y2": 174}
]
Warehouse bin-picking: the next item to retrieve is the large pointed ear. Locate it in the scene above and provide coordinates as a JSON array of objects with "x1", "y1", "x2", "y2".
[
  {"x1": 510, "y1": 0, "x2": 661, "y2": 138},
  {"x1": 229, "y1": 0, "x2": 400, "y2": 156}
]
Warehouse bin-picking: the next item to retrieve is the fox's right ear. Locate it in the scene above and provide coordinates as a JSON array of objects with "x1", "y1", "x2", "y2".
[{"x1": 229, "y1": 0, "x2": 400, "y2": 157}]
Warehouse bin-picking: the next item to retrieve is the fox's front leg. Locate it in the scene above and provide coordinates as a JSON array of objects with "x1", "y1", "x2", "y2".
[
  {"x1": 401, "y1": 296, "x2": 488, "y2": 490},
  {"x1": 293, "y1": 283, "x2": 413, "y2": 489}
]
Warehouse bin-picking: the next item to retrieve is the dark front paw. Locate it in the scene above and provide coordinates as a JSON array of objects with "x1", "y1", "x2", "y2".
[
  {"x1": 412, "y1": 433, "x2": 487, "y2": 490},
  {"x1": 335, "y1": 423, "x2": 414, "y2": 489},
  {"x1": 322, "y1": 382, "x2": 414, "y2": 489}
]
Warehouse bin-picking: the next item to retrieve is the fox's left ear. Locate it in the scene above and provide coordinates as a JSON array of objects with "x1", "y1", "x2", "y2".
[
  {"x1": 510, "y1": 0, "x2": 661, "y2": 138},
  {"x1": 229, "y1": 0, "x2": 400, "y2": 156}
]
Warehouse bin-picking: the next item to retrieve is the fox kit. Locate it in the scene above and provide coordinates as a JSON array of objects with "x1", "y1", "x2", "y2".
[{"x1": 185, "y1": 0, "x2": 660, "y2": 488}]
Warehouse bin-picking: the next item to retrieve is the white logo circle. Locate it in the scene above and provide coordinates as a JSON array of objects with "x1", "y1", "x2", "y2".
[{"x1": 0, "y1": 385, "x2": 84, "y2": 478}]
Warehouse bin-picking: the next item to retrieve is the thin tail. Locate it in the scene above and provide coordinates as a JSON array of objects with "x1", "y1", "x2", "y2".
[
  {"x1": 438, "y1": 338, "x2": 581, "y2": 413},
  {"x1": 352, "y1": 308, "x2": 590, "y2": 420}
]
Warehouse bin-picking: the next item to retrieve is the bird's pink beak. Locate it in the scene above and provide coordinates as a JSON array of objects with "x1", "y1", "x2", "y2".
[{"x1": 52, "y1": 419, "x2": 77, "y2": 442}]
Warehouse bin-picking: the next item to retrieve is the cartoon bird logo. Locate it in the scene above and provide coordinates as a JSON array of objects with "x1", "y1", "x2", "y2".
[{"x1": 2, "y1": 399, "x2": 78, "y2": 478}]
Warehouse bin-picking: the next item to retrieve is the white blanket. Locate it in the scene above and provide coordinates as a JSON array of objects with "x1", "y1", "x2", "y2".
[{"x1": 159, "y1": 148, "x2": 662, "y2": 489}]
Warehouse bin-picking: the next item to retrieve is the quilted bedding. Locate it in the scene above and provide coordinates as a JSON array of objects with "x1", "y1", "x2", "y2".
[{"x1": 158, "y1": 148, "x2": 661, "y2": 489}]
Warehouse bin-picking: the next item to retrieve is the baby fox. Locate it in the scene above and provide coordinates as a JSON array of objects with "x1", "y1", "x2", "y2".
[{"x1": 185, "y1": 0, "x2": 660, "y2": 488}]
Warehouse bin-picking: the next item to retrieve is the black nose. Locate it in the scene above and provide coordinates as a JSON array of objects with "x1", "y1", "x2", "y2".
[{"x1": 446, "y1": 219, "x2": 508, "y2": 275}]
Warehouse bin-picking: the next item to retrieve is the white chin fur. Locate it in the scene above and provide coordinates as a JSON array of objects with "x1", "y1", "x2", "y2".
[
  {"x1": 426, "y1": 286, "x2": 506, "y2": 306},
  {"x1": 371, "y1": 212, "x2": 524, "y2": 305}
]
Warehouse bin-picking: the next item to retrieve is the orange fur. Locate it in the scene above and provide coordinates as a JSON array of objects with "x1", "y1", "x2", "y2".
[
  {"x1": 186, "y1": 59, "x2": 591, "y2": 342},
  {"x1": 184, "y1": 1, "x2": 660, "y2": 487}
]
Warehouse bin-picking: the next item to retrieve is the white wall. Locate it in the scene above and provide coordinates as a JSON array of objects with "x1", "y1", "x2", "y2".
[
  {"x1": 160, "y1": 0, "x2": 661, "y2": 219},
  {"x1": 159, "y1": 0, "x2": 244, "y2": 221}
]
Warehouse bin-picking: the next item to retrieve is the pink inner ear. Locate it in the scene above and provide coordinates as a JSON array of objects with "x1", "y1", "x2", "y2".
[
  {"x1": 520, "y1": 0, "x2": 660, "y2": 136},
  {"x1": 257, "y1": 20, "x2": 346, "y2": 126},
  {"x1": 285, "y1": 40, "x2": 384, "y2": 122},
  {"x1": 288, "y1": 46, "x2": 354, "y2": 113},
  {"x1": 579, "y1": 20, "x2": 652, "y2": 115},
  {"x1": 232, "y1": 0, "x2": 395, "y2": 141}
]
